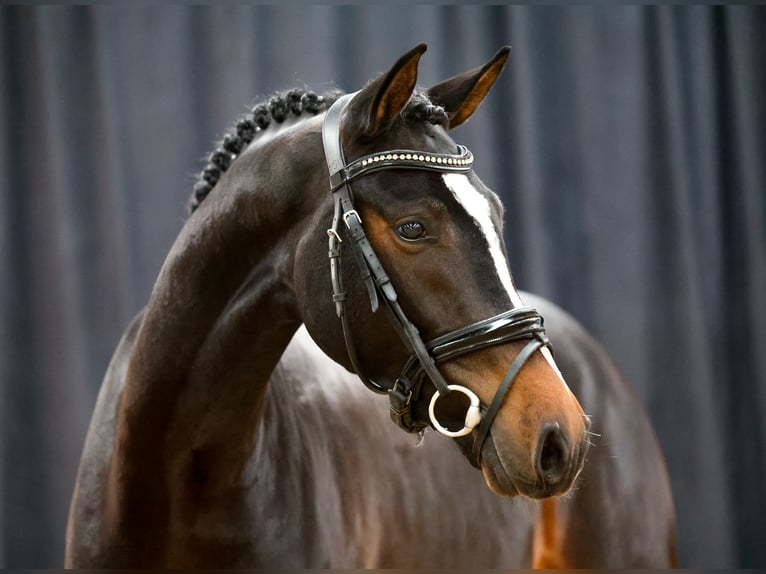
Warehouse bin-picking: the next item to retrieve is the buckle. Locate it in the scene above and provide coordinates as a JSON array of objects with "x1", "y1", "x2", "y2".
[
  {"x1": 326, "y1": 228, "x2": 343, "y2": 243},
  {"x1": 343, "y1": 209, "x2": 362, "y2": 228},
  {"x1": 389, "y1": 378, "x2": 420, "y2": 433},
  {"x1": 389, "y1": 378, "x2": 413, "y2": 408}
]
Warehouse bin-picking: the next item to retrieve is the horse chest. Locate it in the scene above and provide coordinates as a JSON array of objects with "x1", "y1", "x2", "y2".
[{"x1": 212, "y1": 331, "x2": 539, "y2": 568}]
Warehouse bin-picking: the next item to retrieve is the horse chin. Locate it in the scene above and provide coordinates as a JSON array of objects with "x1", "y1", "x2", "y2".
[
  {"x1": 478, "y1": 437, "x2": 521, "y2": 497},
  {"x1": 479, "y1": 435, "x2": 571, "y2": 500}
]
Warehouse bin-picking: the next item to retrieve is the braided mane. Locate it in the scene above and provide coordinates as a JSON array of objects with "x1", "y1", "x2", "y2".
[{"x1": 188, "y1": 88, "x2": 448, "y2": 214}]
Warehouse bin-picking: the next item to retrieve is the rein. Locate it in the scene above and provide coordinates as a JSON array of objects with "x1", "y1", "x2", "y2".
[{"x1": 321, "y1": 92, "x2": 550, "y2": 464}]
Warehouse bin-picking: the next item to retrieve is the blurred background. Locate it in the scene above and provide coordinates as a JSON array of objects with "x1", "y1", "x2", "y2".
[{"x1": 1, "y1": 4, "x2": 764, "y2": 568}]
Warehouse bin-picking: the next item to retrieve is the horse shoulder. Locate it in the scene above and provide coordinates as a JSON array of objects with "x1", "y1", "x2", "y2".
[{"x1": 520, "y1": 292, "x2": 677, "y2": 568}]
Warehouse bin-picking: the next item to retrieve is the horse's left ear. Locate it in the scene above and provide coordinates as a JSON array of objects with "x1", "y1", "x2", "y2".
[
  {"x1": 427, "y1": 46, "x2": 511, "y2": 130},
  {"x1": 346, "y1": 43, "x2": 427, "y2": 137}
]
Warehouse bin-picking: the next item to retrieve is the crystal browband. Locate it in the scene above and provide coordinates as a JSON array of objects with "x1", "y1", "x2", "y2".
[{"x1": 329, "y1": 145, "x2": 474, "y2": 192}]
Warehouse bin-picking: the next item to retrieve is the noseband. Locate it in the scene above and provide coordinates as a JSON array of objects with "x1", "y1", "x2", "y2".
[{"x1": 321, "y1": 93, "x2": 551, "y2": 464}]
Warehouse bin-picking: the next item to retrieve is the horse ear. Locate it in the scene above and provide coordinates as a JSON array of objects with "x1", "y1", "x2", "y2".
[
  {"x1": 427, "y1": 46, "x2": 511, "y2": 130},
  {"x1": 347, "y1": 43, "x2": 427, "y2": 137}
]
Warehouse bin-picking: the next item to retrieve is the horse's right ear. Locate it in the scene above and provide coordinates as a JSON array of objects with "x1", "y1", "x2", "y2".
[{"x1": 345, "y1": 44, "x2": 427, "y2": 138}]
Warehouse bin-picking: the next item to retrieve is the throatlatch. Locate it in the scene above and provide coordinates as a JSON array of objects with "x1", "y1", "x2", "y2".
[{"x1": 321, "y1": 92, "x2": 551, "y2": 464}]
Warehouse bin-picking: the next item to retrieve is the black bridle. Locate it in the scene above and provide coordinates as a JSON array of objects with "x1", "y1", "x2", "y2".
[{"x1": 321, "y1": 92, "x2": 551, "y2": 464}]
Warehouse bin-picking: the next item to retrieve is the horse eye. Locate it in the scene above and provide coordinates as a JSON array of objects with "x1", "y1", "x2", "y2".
[{"x1": 397, "y1": 221, "x2": 427, "y2": 241}]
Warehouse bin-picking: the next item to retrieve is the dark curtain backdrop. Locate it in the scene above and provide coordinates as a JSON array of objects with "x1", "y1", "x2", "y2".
[{"x1": 1, "y1": 5, "x2": 764, "y2": 568}]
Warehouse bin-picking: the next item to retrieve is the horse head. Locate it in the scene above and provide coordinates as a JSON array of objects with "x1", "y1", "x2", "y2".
[{"x1": 287, "y1": 45, "x2": 590, "y2": 499}]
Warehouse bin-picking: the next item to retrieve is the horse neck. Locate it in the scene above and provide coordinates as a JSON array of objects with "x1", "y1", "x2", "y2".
[{"x1": 105, "y1": 121, "x2": 326, "y2": 557}]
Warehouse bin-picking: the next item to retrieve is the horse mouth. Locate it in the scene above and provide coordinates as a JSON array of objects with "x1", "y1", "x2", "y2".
[
  {"x1": 478, "y1": 435, "x2": 522, "y2": 497},
  {"x1": 478, "y1": 433, "x2": 586, "y2": 499}
]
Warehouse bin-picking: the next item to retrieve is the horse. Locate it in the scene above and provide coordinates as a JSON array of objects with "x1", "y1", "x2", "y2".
[{"x1": 65, "y1": 44, "x2": 677, "y2": 568}]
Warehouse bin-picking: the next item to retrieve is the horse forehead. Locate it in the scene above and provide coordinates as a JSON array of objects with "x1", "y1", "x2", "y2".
[
  {"x1": 443, "y1": 173, "x2": 500, "y2": 215},
  {"x1": 345, "y1": 120, "x2": 456, "y2": 160},
  {"x1": 441, "y1": 173, "x2": 523, "y2": 309}
]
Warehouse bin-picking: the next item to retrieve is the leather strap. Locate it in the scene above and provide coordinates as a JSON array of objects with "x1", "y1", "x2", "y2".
[
  {"x1": 397, "y1": 307, "x2": 546, "y2": 384},
  {"x1": 322, "y1": 93, "x2": 356, "y2": 186},
  {"x1": 330, "y1": 146, "x2": 473, "y2": 191},
  {"x1": 472, "y1": 334, "x2": 550, "y2": 463},
  {"x1": 322, "y1": 93, "x2": 452, "y2": 397},
  {"x1": 324, "y1": 94, "x2": 387, "y2": 394}
]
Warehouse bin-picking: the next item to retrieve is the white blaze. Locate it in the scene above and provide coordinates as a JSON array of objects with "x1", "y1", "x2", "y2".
[
  {"x1": 441, "y1": 173, "x2": 524, "y2": 308},
  {"x1": 441, "y1": 173, "x2": 570, "y2": 390},
  {"x1": 540, "y1": 346, "x2": 568, "y2": 387}
]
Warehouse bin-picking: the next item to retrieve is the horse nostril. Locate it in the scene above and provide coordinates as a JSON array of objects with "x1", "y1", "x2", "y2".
[{"x1": 536, "y1": 422, "x2": 570, "y2": 485}]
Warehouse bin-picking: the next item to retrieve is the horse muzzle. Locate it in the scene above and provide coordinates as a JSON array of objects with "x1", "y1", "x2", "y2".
[{"x1": 478, "y1": 414, "x2": 590, "y2": 499}]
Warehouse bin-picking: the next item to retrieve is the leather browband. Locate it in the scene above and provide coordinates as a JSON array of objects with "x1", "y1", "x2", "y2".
[
  {"x1": 329, "y1": 146, "x2": 473, "y2": 192},
  {"x1": 320, "y1": 92, "x2": 551, "y2": 465}
]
